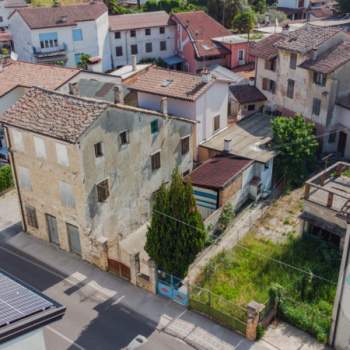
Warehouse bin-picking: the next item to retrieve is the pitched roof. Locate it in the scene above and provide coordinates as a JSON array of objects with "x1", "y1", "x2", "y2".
[
  {"x1": 13, "y1": 2, "x2": 107, "y2": 29},
  {"x1": 300, "y1": 40, "x2": 350, "y2": 73},
  {"x1": 189, "y1": 156, "x2": 253, "y2": 189},
  {"x1": 109, "y1": 11, "x2": 173, "y2": 31},
  {"x1": 0, "y1": 60, "x2": 80, "y2": 97},
  {"x1": 275, "y1": 24, "x2": 341, "y2": 53},
  {"x1": 249, "y1": 33, "x2": 285, "y2": 59},
  {"x1": 230, "y1": 85, "x2": 266, "y2": 104},
  {"x1": 172, "y1": 11, "x2": 231, "y2": 58},
  {"x1": 125, "y1": 66, "x2": 221, "y2": 101},
  {"x1": 0, "y1": 88, "x2": 109, "y2": 143}
]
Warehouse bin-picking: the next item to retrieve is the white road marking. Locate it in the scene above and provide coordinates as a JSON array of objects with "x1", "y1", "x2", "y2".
[{"x1": 46, "y1": 326, "x2": 86, "y2": 350}]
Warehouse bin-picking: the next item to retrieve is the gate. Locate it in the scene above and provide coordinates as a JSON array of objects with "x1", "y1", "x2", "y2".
[
  {"x1": 157, "y1": 270, "x2": 188, "y2": 306},
  {"x1": 108, "y1": 259, "x2": 131, "y2": 281}
]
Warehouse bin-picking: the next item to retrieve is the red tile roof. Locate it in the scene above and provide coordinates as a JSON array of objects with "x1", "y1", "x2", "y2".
[
  {"x1": 0, "y1": 60, "x2": 80, "y2": 97},
  {"x1": 249, "y1": 33, "x2": 285, "y2": 59},
  {"x1": 230, "y1": 85, "x2": 266, "y2": 104},
  {"x1": 189, "y1": 156, "x2": 253, "y2": 189},
  {"x1": 13, "y1": 2, "x2": 107, "y2": 29},
  {"x1": 109, "y1": 11, "x2": 173, "y2": 31},
  {"x1": 172, "y1": 11, "x2": 231, "y2": 58}
]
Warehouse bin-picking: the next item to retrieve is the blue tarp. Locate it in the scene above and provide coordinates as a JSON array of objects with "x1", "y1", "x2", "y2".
[{"x1": 163, "y1": 55, "x2": 184, "y2": 66}]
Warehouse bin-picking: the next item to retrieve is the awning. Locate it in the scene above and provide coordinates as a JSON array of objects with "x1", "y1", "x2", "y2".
[{"x1": 163, "y1": 55, "x2": 184, "y2": 66}]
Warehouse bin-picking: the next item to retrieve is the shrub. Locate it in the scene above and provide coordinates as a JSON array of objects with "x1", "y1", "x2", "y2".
[{"x1": 0, "y1": 165, "x2": 14, "y2": 193}]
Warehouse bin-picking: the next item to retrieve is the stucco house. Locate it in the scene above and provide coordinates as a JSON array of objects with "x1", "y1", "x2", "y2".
[
  {"x1": 109, "y1": 11, "x2": 176, "y2": 69},
  {"x1": 8, "y1": 2, "x2": 112, "y2": 71},
  {"x1": 0, "y1": 87, "x2": 194, "y2": 281},
  {"x1": 125, "y1": 65, "x2": 229, "y2": 158},
  {"x1": 251, "y1": 24, "x2": 350, "y2": 157}
]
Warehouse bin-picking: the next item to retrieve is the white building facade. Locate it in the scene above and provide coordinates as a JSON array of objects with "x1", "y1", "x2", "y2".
[
  {"x1": 109, "y1": 11, "x2": 176, "y2": 68},
  {"x1": 8, "y1": 2, "x2": 112, "y2": 71}
]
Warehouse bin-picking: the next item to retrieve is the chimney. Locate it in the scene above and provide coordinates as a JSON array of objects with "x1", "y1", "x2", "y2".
[
  {"x1": 201, "y1": 68, "x2": 212, "y2": 83},
  {"x1": 114, "y1": 86, "x2": 124, "y2": 104},
  {"x1": 224, "y1": 139, "x2": 232, "y2": 152},
  {"x1": 68, "y1": 82, "x2": 79, "y2": 96},
  {"x1": 131, "y1": 54, "x2": 137, "y2": 71},
  {"x1": 160, "y1": 97, "x2": 168, "y2": 116},
  {"x1": 248, "y1": 77, "x2": 255, "y2": 86}
]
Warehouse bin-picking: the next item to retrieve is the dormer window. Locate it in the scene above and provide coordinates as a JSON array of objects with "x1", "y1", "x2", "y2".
[{"x1": 313, "y1": 72, "x2": 327, "y2": 87}]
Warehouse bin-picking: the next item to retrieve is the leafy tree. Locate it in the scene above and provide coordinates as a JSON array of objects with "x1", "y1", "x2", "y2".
[
  {"x1": 271, "y1": 115, "x2": 319, "y2": 187},
  {"x1": 232, "y1": 8, "x2": 256, "y2": 37},
  {"x1": 77, "y1": 53, "x2": 91, "y2": 70},
  {"x1": 256, "y1": 8, "x2": 287, "y2": 25},
  {"x1": 145, "y1": 169, "x2": 206, "y2": 278},
  {"x1": 249, "y1": 0, "x2": 266, "y2": 13},
  {"x1": 336, "y1": 0, "x2": 350, "y2": 14}
]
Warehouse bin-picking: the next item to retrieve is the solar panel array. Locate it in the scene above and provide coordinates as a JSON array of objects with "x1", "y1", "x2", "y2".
[{"x1": 0, "y1": 273, "x2": 53, "y2": 328}]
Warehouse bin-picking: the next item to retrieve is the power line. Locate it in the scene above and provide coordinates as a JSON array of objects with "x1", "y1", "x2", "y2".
[{"x1": 152, "y1": 208, "x2": 338, "y2": 285}]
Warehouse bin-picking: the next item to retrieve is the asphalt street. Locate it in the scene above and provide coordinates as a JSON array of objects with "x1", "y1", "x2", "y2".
[{"x1": 0, "y1": 229, "x2": 156, "y2": 350}]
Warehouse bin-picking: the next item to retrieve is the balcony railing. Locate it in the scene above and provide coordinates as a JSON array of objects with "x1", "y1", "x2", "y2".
[{"x1": 32, "y1": 43, "x2": 67, "y2": 57}]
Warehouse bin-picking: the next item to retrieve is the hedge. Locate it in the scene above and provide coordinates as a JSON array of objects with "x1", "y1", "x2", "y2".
[{"x1": 0, "y1": 165, "x2": 14, "y2": 193}]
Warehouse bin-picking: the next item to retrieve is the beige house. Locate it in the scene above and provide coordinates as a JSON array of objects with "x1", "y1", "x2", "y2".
[
  {"x1": 0, "y1": 87, "x2": 194, "y2": 285},
  {"x1": 251, "y1": 25, "x2": 350, "y2": 156}
]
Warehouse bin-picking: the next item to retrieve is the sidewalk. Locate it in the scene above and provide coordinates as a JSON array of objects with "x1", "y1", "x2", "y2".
[{"x1": 0, "y1": 191, "x2": 329, "y2": 350}]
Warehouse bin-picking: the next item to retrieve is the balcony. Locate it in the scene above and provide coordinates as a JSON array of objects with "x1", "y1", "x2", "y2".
[{"x1": 32, "y1": 43, "x2": 67, "y2": 60}]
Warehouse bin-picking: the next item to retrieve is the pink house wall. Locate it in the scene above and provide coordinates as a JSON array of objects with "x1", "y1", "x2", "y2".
[{"x1": 222, "y1": 42, "x2": 255, "y2": 69}]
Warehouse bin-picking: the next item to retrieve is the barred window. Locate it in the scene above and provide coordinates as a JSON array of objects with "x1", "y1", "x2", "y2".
[
  {"x1": 181, "y1": 136, "x2": 190, "y2": 155},
  {"x1": 25, "y1": 205, "x2": 38, "y2": 228},
  {"x1": 151, "y1": 152, "x2": 161, "y2": 171}
]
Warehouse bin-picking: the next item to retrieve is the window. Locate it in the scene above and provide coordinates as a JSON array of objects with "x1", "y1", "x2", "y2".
[
  {"x1": 56, "y1": 143, "x2": 69, "y2": 166},
  {"x1": 290, "y1": 53, "x2": 297, "y2": 69},
  {"x1": 265, "y1": 57, "x2": 277, "y2": 71},
  {"x1": 96, "y1": 179, "x2": 109, "y2": 202},
  {"x1": 25, "y1": 205, "x2": 38, "y2": 228},
  {"x1": 119, "y1": 130, "x2": 129, "y2": 146},
  {"x1": 262, "y1": 78, "x2": 276, "y2": 94},
  {"x1": 18, "y1": 167, "x2": 32, "y2": 191},
  {"x1": 74, "y1": 53, "x2": 82, "y2": 65},
  {"x1": 287, "y1": 79, "x2": 295, "y2": 99},
  {"x1": 12, "y1": 129, "x2": 24, "y2": 151},
  {"x1": 151, "y1": 152, "x2": 161, "y2": 171},
  {"x1": 72, "y1": 28, "x2": 83, "y2": 41},
  {"x1": 94, "y1": 142, "x2": 104, "y2": 158},
  {"x1": 312, "y1": 98, "x2": 321, "y2": 116},
  {"x1": 328, "y1": 132, "x2": 336, "y2": 143},
  {"x1": 181, "y1": 136, "x2": 190, "y2": 155},
  {"x1": 238, "y1": 49, "x2": 244, "y2": 61},
  {"x1": 0, "y1": 17, "x2": 3, "y2": 23},
  {"x1": 213, "y1": 115, "x2": 220, "y2": 131},
  {"x1": 160, "y1": 41, "x2": 166, "y2": 51},
  {"x1": 130, "y1": 29, "x2": 136, "y2": 37},
  {"x1": 150, "y1": 120, "x2": 159, "y2": 134},
  {"x1": 114, "y1": 31, "x2": 121, "y2": 39},
  {"x1": 39, "y1": 32, "x2": 58, "y2": 49},
  {"x1": 33, "y1": 136, "x2": 46, "y2": 159},
  {"x1": 160, "y1": 26, "x2": 165, "y2": 34},
  {"x1": 131, "y1": 44, "x2": 138, "y2": 55},
  {"x1": 59, "y1": 181, "x2": 75, "y2": 208},
  {"x1": 116, "y1": 46, "x2": 123, "y2": 57},
  {"x1": 145, "y1": 28, "x2": 151, "y2": 36},
  {"x1": 313, "y1": 72, "x2": 327, "y2": 86},
  {"x1": 248, "y1": 104, "x2": 255, "y2": 111},
  {"x1": 145, "y1": 42, "x2": 152, "y2": 53}
]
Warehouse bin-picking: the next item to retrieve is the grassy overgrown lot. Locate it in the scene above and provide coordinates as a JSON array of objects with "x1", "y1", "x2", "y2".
[
  {"x1": 31, "y1": 0, "x2": 86, "y2": 7},
  {"x1": 197, "y1": 232, "x2": 340, "y2": 342}
]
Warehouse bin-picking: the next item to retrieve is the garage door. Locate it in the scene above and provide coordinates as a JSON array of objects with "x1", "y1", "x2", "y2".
[{"x1": 108, "y1": 259, "x2": 131, "y2": 281}]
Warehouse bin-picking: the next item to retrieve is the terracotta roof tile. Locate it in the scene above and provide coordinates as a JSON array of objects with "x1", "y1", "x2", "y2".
[
  {"x1": 0, "y1": 88, "x2": 109, "y2": 143},
  {"x1": 275, "y1": 24, "x2": 341, "y2": 53},
  {"x1": 125, "y1": 66, "x2": 218, "y2": 101},
  {"x1": 189, "y1": 156, "x2": 253, "y2": 189},
  {"x1": 249, "y1": 33, "x2": 285, "y2": 59},
  {"x1": 172, "y1": 11, "x2": 231, "y2": 58},
  {"x1": 230, "y1": 85, "x2": 266, "y2": 104},
  {"x1": 300, "y1": 40, "x2": 350, "y2": 73},
  {"x1": 0, "y1": 60, "x2": 79, "y2": 97},
  {"x1": 109, "y1": 11, "x2": 173, "y2": 31},
  {"x1": 14, "y1": 2, "x2": 107, "y2": 29}
]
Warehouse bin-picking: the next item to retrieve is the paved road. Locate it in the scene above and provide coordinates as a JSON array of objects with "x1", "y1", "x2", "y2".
[{"x1": 0, "y1": 238, "x2": 156, "y2": 350}]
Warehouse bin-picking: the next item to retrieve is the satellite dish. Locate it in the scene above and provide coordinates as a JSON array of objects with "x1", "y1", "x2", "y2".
[{"x1": 10, "y1": 51, "x2": 18, "y2": 61}]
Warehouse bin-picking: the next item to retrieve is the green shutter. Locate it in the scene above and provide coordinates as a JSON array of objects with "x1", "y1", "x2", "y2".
[{"x1": 151, "y1": 120, "x2": 159, "y2": 134}]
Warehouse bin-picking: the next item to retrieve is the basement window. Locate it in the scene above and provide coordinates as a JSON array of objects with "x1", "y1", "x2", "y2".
[{"x1": 96, "y1": 179, "x2": 109, "y2": 202}]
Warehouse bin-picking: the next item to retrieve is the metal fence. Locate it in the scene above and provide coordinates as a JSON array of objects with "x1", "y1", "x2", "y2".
[{"x1": 189, "y1": 284, "x2": 248, "y2": 335}]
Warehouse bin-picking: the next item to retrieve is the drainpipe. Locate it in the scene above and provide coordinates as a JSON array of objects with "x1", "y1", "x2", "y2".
[{"x1": 4, "y1": 126, "x2": 27, "y2": 232}]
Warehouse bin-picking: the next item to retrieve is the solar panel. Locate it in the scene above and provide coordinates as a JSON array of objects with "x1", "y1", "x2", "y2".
[{"x1": 0, "y1": 273, "x2": 53, "y2": 328}]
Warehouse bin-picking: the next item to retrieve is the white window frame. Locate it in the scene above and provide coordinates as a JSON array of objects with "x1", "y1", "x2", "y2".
[
  {"x1": 12, "y1": 129, "x2": 24, "y2": 152},
  {"x1": 55, "y1": 143, "x2": 69, "y2": 167},
  {"x1": 18, "y1": 166, "x2": 32, "y2": 191},
  {"x1": 33, "y1": 136, "x2": 47, "y2": 159},
  {"x1": 59, "y1": 181, "x2": 76, "y2": 208}
]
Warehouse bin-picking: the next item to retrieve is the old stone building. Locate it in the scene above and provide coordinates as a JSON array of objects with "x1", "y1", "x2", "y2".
[{"x1": 0, "y1": 87, "x2": 194, "y2": 277}]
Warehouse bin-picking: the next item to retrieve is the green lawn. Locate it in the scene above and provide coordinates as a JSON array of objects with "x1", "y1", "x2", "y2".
[
  {"x1": 196, "y1": 233, "x2": 341, "y2": 342},
  {"x1": 31, "y1": 0, "x2": 87, "y2": 7}
]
